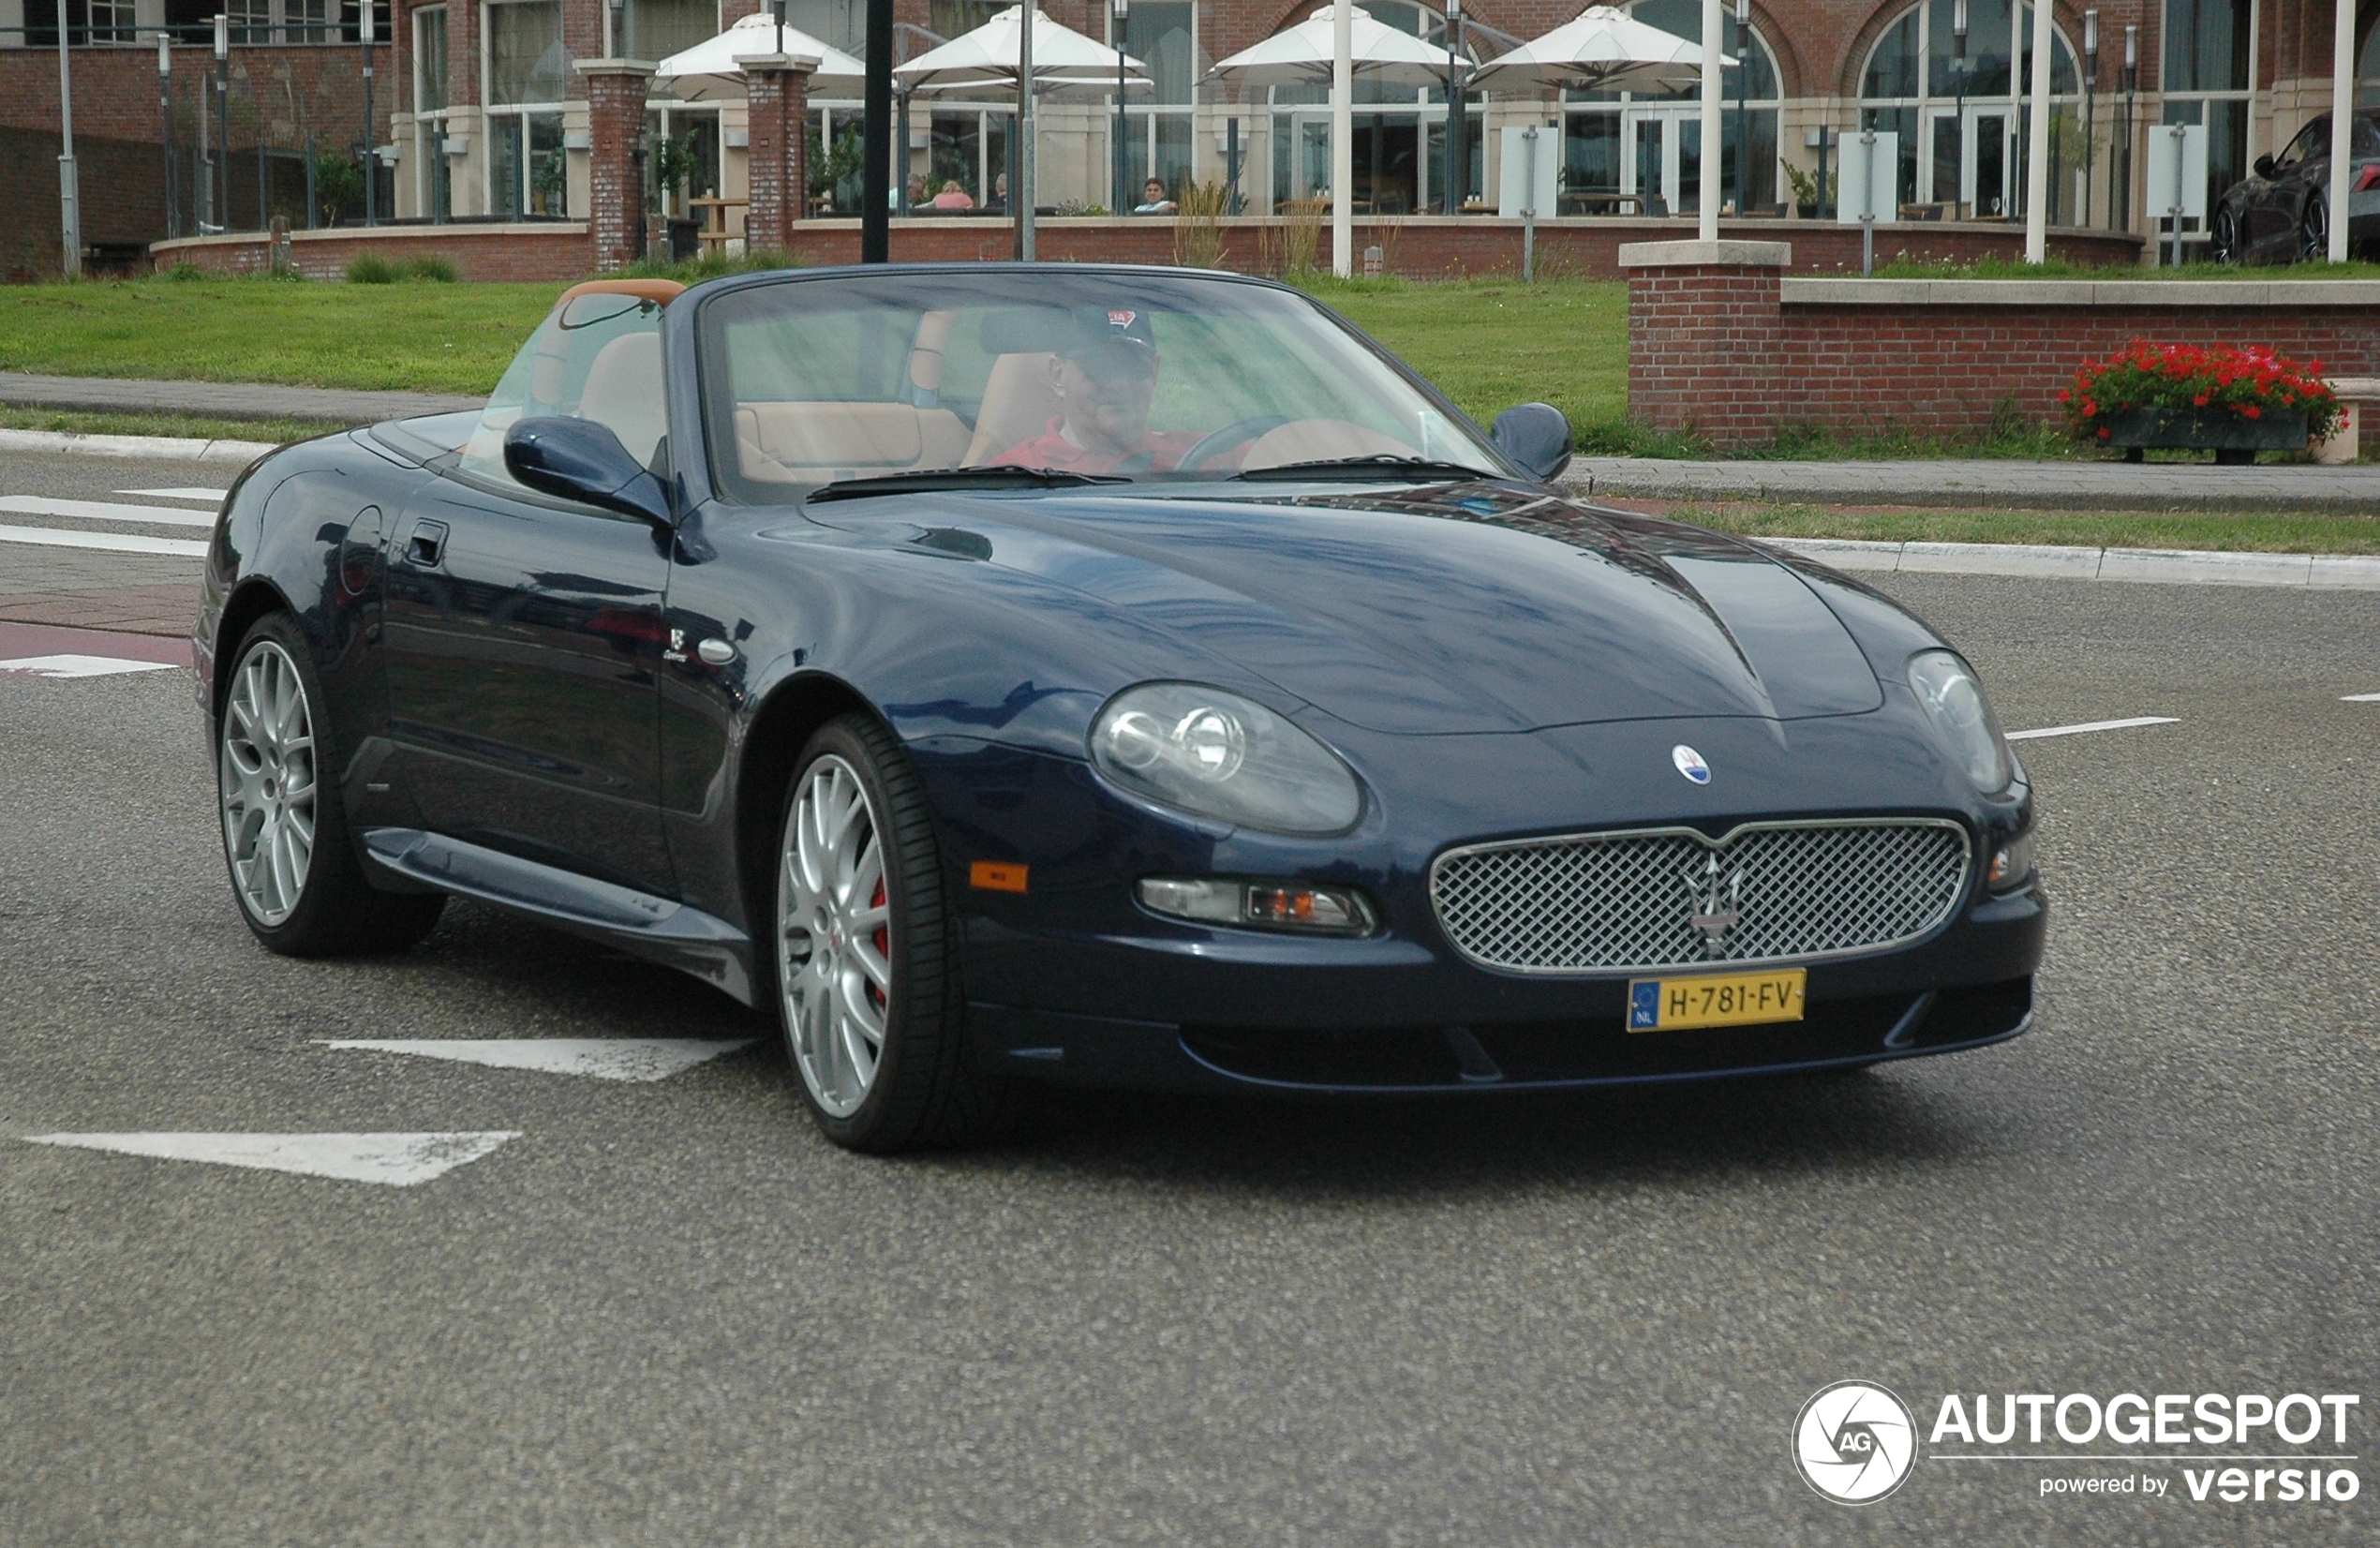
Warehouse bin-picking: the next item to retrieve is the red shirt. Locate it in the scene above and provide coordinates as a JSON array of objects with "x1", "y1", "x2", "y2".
[{"x1": 992, "y1": 418, "x2": 1213, "y2": 475}]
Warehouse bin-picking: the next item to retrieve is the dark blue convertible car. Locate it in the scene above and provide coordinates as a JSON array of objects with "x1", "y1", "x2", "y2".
[{"x1": 196, "y1": 265, "x2": 2045, "y2": 1151}]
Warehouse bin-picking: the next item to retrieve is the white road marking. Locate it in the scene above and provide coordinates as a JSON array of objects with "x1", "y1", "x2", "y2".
[
  {"x1": 2344, "y1": 692, "x2": 2380, "y2": 703},
  {"x1": 0, "y1": 523, "x2": 210, "y2": 558},
  {"x1": 2006, "y1": 716, "x2": 2181, "y2": 742},
  {"x1": 115, "y1": 486, "x2": 229, "y2": 502},
  {"x1": 320, "y1": 1037, "x2": 756, "y2": 1082},
  {"x1": 0, "y1": 495, "x2": 218, "y2": 528},
  {"x1": 0, "y1": 654, "x2": 179, "y2": 678},
  {"x1": 19, "y1": 1131, "x2": 521, "y2": 1186}
]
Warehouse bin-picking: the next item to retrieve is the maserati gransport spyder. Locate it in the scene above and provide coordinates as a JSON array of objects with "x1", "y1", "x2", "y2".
[{"x1": 196, "y1": 265, "x2": 2045, "y2": 1151}]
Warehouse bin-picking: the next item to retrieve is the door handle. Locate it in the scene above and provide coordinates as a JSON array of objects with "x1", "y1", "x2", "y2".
[{"x1": 406, "y1": 518, "x2": 449, "y2": 567}]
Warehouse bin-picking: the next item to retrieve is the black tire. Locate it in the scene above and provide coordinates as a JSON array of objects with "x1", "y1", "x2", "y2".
[
  {"x1": 2209, "y1": 204, "x2": 2243, "y2": 264},
  {"x1": 772, "y1": 713, "x2": 1012, "y2": 1152},
  {"x1": 216, "y1": 612, "x2": 445, "y2": 956},
  {"x1": 2299, "y1": 197, "x2": 2329, "y2": 261}
]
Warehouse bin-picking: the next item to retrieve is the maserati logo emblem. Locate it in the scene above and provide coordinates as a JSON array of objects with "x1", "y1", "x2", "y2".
[
  {"x1": 1684, "y1": 852, "x2": 1745, "y2": 955},
  {"x1": 1672, "y1": 744, "x2": 1712, "y2": 784}
]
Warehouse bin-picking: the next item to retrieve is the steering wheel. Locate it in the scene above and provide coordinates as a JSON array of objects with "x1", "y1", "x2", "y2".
[{"x1": 1176, "y1": 415, "x2": 1291, "y2": 472}]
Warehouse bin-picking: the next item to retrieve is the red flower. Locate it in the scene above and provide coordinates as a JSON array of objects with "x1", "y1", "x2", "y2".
[
  {"x1": 2058, "y1": 388, "x2": 2072, "y2": 402},
  {"x1": 2242, "y1": 406, "x2": 2261, "y2": 420},
  {"x1": 2193, "y1": 394, "x2": 2209, "y2": 407}
]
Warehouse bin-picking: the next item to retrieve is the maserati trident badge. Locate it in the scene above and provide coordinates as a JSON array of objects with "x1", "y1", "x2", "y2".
[
  {"x1": 1685, "y1": 852, "x2": 1746, "y2": 955},
  {"x1": 1672, "y1": 744, "x2": 1712, "y2": 784}
]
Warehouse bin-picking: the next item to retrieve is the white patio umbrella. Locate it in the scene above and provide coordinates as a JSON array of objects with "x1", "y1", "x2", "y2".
[
  {"x1": 1465, "y1": 5, "x2": 1728, "y2": 96},
  {"x1": 650, "y1": 11, "x2": 868, "y2": 101},
  {"x1": 1202, "y1": 4, "x2": 1449, "y2": 91},
  {"x1": 893, "y1": 6, "x2": 1145, "y2": 93}
]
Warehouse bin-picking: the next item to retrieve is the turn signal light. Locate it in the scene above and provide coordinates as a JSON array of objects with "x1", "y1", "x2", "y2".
[
  {"x1": 1986, "y1": 833, "x2": 2038, "y2": 893},
  {"x1": 1137, "y1": 877, "x2": 1377, "y2": 935},
  {"x1": 2356, "y1": 165, "x2": 2380, "y2": 192}
]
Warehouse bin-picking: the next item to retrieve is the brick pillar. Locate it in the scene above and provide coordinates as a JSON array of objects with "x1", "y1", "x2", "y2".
[
  {"x1": 581, "y1": 60, "x2": 656, "y2": 273},
  {"x1": 1621, "y1": 240, "x2": 1792, "y2": 450},
  {"x1": 739, "y1": 52, "x2": 817, "y2": 258}
]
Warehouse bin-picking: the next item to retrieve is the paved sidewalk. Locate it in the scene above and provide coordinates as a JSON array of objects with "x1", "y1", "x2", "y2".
[
  {"x1": 0, "y1": 371, "x2": 480, "y2": 426},
  {"x1": 1565, "y1": 455, "x2": 2380, "y2": 513}
]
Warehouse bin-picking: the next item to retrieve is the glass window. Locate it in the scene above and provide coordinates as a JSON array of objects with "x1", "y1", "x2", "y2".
[
  {"x1": 2163, "y1": 0, "x2": 2248, "y2": 94},
  {"x1": 629, "y1": 0, "x2": 716, "y2": 63},
  {"x1": 488, "y1": 0, "x2": 567, "y2": 106},
  {"x1": 788, "y1": 0, "x2": 865, "y2": 54},
  {"x1": 696, "y1": 273, "x2": 1504, "y2": 499},
  {"x1": 1125, "y1": 1, "x2": 1197, "y2": 105},
  {"x1": 461, "y1": 290, "x2": 671, "y2": 485},
  {"x1": 416, "y1": 7, "x2": 450, "y2": 113},
  {"x1": 930, "y1": 0, "x2": 1001, "y2": 40}
]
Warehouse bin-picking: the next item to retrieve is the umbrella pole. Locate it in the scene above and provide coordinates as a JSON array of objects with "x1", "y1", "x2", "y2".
[
  {"x1": 1331, "y1": 0, "x2": 1351, "y2": 276},
  {"x1": 863, "y1": 0, "x2": 892, "y2": 260},
  {"x1": 1018, "y1": 3, "x2": 1035, "y2": 260},
  {"x1": 1699, "y1": 0, "x2": 1720, "y2": 241}
]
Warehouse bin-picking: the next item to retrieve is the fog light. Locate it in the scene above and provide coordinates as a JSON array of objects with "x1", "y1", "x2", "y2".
[
  {"x1": 1137, "y1": 877, "x2": 1377, "y2": 935},
  {"x1": 1986, "y1": 832, "x2": 2037, "y2": 893}
]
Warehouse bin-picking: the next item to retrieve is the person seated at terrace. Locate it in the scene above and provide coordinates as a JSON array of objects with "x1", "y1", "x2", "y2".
[
  {"x1": 1133, "y1": 177, "x2": 1177, "y2": 215},
  {"x1": 929, "y1": 179, "x2": 974, "y2": 211}
]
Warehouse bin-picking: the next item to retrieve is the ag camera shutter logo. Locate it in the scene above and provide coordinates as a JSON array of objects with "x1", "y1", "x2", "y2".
[{"x1": 1794, "y1": 1380, "x2": 1919, "y2": 1504}]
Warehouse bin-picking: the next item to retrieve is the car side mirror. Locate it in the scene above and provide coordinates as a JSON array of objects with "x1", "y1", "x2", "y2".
[
  {"x1": 1490, "y1": 402, "x2": 1574, "y2": 483},
  {"x1": 2254, "y1": 154, "x2": 2278, "y2": 179},
  {"x1": 503, "y1": 415, "x2": 673, "y2": 526}
]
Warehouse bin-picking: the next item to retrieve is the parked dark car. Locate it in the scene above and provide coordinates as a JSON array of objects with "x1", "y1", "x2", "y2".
[
  {"x1": 2211, "y1": 111, "x2": 2380, "y2": 263},
  {"x1": 195, "y1": 265, "x2": 2045, "y2": 1152}
]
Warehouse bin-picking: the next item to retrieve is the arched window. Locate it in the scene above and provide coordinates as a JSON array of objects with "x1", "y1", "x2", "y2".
[
  {"x1": 1560, "y1": 0, "x2": 1784, "y2": 217},
  {"x1": 1858, "y1": 0, "x2": 2079, "y2": 220}
]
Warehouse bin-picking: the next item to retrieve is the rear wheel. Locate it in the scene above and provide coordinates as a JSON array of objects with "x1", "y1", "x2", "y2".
[
  {"x1": 773, "y1": 714, "x2": 1010, "y2": 1152},
  {"x1": 2299, "y1": 197, "x2": 2329, "y2": 261},
  {"x1": 217, "y1": 613, "x2": 445, "y2": 955}
]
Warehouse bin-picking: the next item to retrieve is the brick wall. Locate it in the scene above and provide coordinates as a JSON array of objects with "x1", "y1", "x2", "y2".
[
  {"x1": 1624, "y1": 254, "x2": 2380, "y2": 446},
  {"x1": 743, "y1": 61, "x2": 811, "y2": 256},
  {"x1": 584, "y1": 64, "x2": 652, "y2": 272},
  {"x1": 761, "y1": 214, "x2": 2140, "y2": 276},
  {"x1": 152, "y1": 223, "x2": 591, "y2": 281}
]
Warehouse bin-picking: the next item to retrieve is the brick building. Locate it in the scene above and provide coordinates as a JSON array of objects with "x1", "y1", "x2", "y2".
[{"x1": 6, "y1": 0, "x2": 2376, "y2": 273}]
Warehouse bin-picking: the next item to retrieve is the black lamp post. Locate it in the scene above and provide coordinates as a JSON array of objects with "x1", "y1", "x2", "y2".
[
  {"x1": 1733, "y1": 0, "x2": 1749, "y2": 216},
  {"x1": 361, "y1": 0, "x2": 376, "y2": 226},
  {"x1": 1951, "y1": 0, "x2": 1969, "y2": 213},
  {"x1": 216, "y1": 12, "x2": 231, "y2": 232},
  {"x1": 158, "y1": 35, "x2": 176, "y2": 242},
  {"x1": 2118, "y1": 23, "x2": 2135, "y2": 233},
  {"x1": 1113, "y1": 0, "x2": 1129, "y2": 211},
  {"x1": 1442, "y1": 0, "x2": 1465, "y2": 215},
  {"x1": 2082, "y1": 9, "x2": 2098, "y2": 228},
  {"x1": 862, "y1": 0, "x2": 891, "y2": 260}
]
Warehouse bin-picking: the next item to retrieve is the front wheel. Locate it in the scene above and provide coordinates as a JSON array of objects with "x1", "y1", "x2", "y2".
[
  {"x1": 2209, "y1": 204, "x2": 2243, "y2": 264},
  {"x1": 773, "y1": 714, "x2": 1010, "y2": 1152},
  {"x1": 217, "y1": 613, "x2": 444, "y2": 955}
]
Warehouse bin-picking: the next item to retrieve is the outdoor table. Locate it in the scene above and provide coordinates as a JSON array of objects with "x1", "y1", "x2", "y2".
[
  {"x1": 688, "y1": 196, "x2": 749, "y2": 253},
  {"x1": 1563, "y1": 192, "x2": 1644, "y2": 216}
]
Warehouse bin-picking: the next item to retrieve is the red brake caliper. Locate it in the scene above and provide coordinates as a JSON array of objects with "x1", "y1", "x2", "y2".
[{"x1": 869, "y1": 879, "x2": 889, "y2": 1009}]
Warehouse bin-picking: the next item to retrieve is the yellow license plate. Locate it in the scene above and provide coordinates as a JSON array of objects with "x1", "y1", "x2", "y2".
[{"x1": 1627, "y1": 969, "x2": 1807, "y2": 1033}]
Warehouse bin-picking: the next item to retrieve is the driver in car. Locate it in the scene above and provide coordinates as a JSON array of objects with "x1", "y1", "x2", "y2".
[{"x1": 993, "y1": 308, "x2": 1236, "y2": 474}]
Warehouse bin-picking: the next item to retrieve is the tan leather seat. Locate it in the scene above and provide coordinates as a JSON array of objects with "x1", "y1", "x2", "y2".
[
  {"x1": 577, "y1": 332, "x2": 667, "y2": 468},
  {"x1": 734, "y1": 402, "x2": 969, "y2": 484},
  {"x1": 961, "y1": 352, "x2": 1061, "y2": 466},
  {"x1": 1242, "y1": 418, "x2": 1414, "y2": 470}
]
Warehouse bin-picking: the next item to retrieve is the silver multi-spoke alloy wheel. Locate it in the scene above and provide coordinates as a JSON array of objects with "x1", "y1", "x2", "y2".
[
  {"x1": 779, "y1": 753, "x2": 893, "y2": 1118},
  {"x1": 219, "y1": 638, "x2": 319, "y2": 927}
]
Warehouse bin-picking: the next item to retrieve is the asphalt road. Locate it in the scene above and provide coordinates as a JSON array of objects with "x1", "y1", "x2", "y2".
[{"x1": 2, "y1": 556, "x2": 2376, "y2": 1542}]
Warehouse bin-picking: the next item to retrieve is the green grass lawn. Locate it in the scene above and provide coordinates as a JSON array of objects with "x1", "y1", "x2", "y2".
[
  {"x1": 1671, "y1": 500, "x2": 2380, "y2": 554},
  {"x1": 0, "y1": 275, "x2": 561, "y2": 395}
]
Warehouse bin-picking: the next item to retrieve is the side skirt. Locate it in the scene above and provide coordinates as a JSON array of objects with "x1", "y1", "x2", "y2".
[{"x1": 360, "y1": 826, "x2": 756, "y2": 1005}]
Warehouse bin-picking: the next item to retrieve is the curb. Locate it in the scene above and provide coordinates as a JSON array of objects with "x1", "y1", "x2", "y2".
[
  {"x1": 1767, "y1": 537, "x2": 2380, "y2": 590},
  {"x1": 0, "y1": 426, "x2": 283, "y2": 464}
]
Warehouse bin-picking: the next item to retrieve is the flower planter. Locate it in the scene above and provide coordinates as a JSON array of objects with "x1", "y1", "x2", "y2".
[{"x1": 2099, "y1": 406, "x2": 2310, "y2": 465}]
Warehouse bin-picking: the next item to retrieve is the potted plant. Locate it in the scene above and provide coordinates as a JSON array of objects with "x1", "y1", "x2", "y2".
[{"x1": 2062, "y1": 341, "x2": 2343, "y2": 465}]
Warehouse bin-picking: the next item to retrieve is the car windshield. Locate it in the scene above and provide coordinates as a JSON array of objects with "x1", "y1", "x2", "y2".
[{"x1": 693, "y1": 270, "x2": 1508, "y2": 503}]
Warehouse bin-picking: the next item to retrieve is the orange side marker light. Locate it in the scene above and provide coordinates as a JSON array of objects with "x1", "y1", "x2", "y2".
[{"x1": 971, "y1": 861, "x2": 1029, "y2": 893}]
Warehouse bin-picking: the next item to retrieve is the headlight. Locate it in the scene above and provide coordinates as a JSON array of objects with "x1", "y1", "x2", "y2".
[
  {"x1": 1907, "y1": 649, "x2": 2013, "y2": 792},
  {"x1": 1137, "y1": 877, "x2": 1377, "y2": 935},
  {"x1": 1091, "y1": 682, "x2": 1362, "y2": 834}
]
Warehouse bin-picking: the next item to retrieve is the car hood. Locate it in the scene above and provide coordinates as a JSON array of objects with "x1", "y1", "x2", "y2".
[{"x1": 817, "y1": 483, "x2": 1882, "y2": 735}]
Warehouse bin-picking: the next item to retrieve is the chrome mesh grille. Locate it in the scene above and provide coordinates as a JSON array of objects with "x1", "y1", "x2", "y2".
[{"x1": 1429, "y1": 821, "x2": 1972, "y2": 975}]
